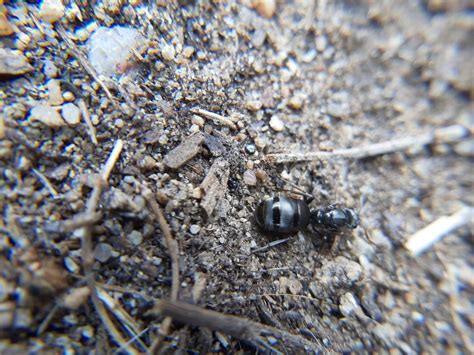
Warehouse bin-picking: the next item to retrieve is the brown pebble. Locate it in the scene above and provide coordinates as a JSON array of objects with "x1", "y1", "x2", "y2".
[
  {"x1": 0, "y1": 12, "x2": 14, "y2": 36},
  {"x1": 252, "y1": 0, "x2": 276, "y2": 18},
  {"x1": 48, "y1": 79, "x2": 64, "y2": 106}
]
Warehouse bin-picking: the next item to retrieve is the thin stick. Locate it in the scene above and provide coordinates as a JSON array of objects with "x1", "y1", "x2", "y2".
[
  {"x1": 56, "y1": 25, "x2": 118, "y2": 108},
  {"x1": 142, "y1": 186, "x2": 180, "y2": 353},
  {"x1": 190, "y1": 107, "x2": 238, "y2": 130},
  {"x1": 75, "y1": 140, "x2": 132, "y2": 352},
  {"x1": 78, "y1": 100, "x2": 98, "y2": 145},
  {"x1": 32, "y1": 168, "x2": 58, "y2": 196},
  {"x1": 404, "y1": 206, "x2": 474, "y2": 255},
  {"x1": 150, "y1": 299, "x2": 326, "y2": 353},
  {"x1": 266, "y1": 125, "x2": 470, "y2": 163}
]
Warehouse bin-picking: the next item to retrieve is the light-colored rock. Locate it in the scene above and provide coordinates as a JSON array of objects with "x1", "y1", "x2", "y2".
[
  {"x1": 87, "y1": 26, "x2": 146, "y2": 77},
  {"x1": 0, "y1": 48, "x2": 33, "y2": 76},
  {"x1": 47, "y1": 79, "x2": 64, "y2": 105},
  {"x1": 61, "y1": 103, "x2": 81, "y2": 125},
  {"x1": 243, "y1": 169, "x2": 257, "y2": 186},
  {"x1": 161, "y1": 43, "x2": 176, "y2": 61},
  {"x1": 190, "y1": 225, "x2": 201, "y2": 235},
  {"x1": 29, "y1": 104, "x2": 66, "y2": 127},
  {"x1": 288, "y1": 279, "x2": 303, "y2": 295},
  {"x1": 38, "y1": 0, "x2": 65, "y2": 24},
  {"x1": 269, "y1": 115, "x2": 285, "y2": 132}
]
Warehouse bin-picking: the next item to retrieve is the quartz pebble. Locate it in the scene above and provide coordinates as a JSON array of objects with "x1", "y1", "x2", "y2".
[
  {"x1": 190, "y1": 225, "x2": 201, "y2": 235},
  {"x1": 269, "y1": 115, "x2": 285, "y2": 132},
  {"x1": 61, "y1": 103, "x2": 81, "y2": 125},
  {"x1": 88, "y1": 26, "x2": 145, "y2": 77},
  {"x1": 38, "y1": 0, "x2": 65, "y2": 24},
  {"x1": 243, "y1": 169, "x2": 257, "y2": 186},
  {"x1": 161, "y1": 43, "x2": 176, "y2": 61},
  {"x1": 29, "y1": 104, "x2": 66, "y2": 127}
]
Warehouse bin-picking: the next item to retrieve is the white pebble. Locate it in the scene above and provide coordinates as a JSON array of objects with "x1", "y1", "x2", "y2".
[
  {"x1": 269, "y1": 115, "x2": 285, "y2": 132},
  {"x1": 190, "y1": 225, "x2": 201, "y2": 235},
  {"x1": 61, "y1": 103, "x2": 81, "y2": 125},
  {"x1": 161, "y1": 43, "x2": 176, "y2": 61},
  {"x1": 39, "y1": 0, "x2": 65, "y2": 24},
  {"x1": 243, "y1": 170, "x2": 257, "y2": 186}
]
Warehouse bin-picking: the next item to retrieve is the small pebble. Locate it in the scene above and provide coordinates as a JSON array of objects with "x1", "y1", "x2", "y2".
[
  {"x1": 190, "y1": 225, "x2": 201, "y2": 235},
  {"x1": 246, "y1": 160, "x2": 254, "y2": 170},
  {"x1": 127, "y1": 230, "x2": 143, "y2": 246},
  {"x1": 61, "y1": 103, "x2": 81, "y2": 125},
  {"x1": 64, "y1": 257, "x2": 80, "y2": 274},
  {"x1": 0, "y1": 12, "x2": 14, "y2": 36},
  {"x1": 191, "y1": 114, "x2": 205, "y2": 127},
  {"x1": 245, "y1": 143, "x2": 256, "y2": 154},
  {"x1": 43, "y1": 60, "x2": 59, "y2": 78},
  {"x1": 288, "y1": 94, "x2": 304, "y2": 110},
  {"x1": 255, "y1": 169, "x2": 268, "y2": 182},
  {"x1": 252, "y1": 0, "x2": 276, "y2": 18},
  {"x1": 29, "y1": 104, "x2": 66, "y2": 127},
  {"x1": 246, "y1": 99, "x2": 263, "y2": 111},
  {"x1": 193, "y1": 187, "x2": 203, "y2": 199},
  {"x1": 269, "y1": 115, "x2": 285, "y2": 132},
  {"x1": 161, "y1": 43, "x2": 176, "y2": 61},
  {"x1": 0, "y1": 48, "x2": 33, "y2": 76},
  {"x1": 243, "y1": 169, "x2": 257, "y2": 186},
  {"x1": 62, "y1": 91, "x2": 75, "y2": 102},
  {"x1": 182, "y1": 46, "x2": 195, "y2": 58},
  {"x1": 47, "y1": 79, "x2": 63, "y2": 105},
  {"x1": 38, "y1": 0, "x2": 65, "y2": 24},
  {"x1": 93, "y1": 243, "x2": 114, "y2": 263},
  {"x1": 288, "y1": 279, "x2": 303, "y2": 295}
]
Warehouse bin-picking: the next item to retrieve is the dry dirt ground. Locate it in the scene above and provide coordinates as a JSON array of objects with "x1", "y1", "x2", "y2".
[{"x1": 1, "y1": 0, "x2": 473, "y2": 353}]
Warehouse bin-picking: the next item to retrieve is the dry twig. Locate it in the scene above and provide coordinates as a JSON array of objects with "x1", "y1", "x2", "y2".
[
  {"x1": 190, "y1": 107, "x2": 238, "y2": 130},
  {"x1": 150, "y1": 299, "x2": 326, "y2": 353},
  {"x1": 32, "y1": 168, "x2": 58, "y2": 196},
  {"x1": 78, "y1": 100, "x2": 98, "y2": 145},
  {"x1": 266, "y1": 125, "x2": 470, "y2": 163},
  {"x1": 142, "y1": 186, "x2": 180, "y2": 353},
  {"x1": 405, "y1": 206, "x2": 474, "y2": 255}
]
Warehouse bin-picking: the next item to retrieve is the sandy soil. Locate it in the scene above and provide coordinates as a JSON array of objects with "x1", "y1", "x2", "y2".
[{"x1": 1, "y1": 0, "x2": 473, "y2": 353}]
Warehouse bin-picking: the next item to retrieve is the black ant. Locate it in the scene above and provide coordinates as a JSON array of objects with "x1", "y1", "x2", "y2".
[{"x1": 255, "y1": 194, "x2": 360, "y2": 236}]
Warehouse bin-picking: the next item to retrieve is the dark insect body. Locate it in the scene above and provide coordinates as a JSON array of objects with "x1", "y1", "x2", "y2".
[{"x1": 255, "y1": 195, "x2": 360, "y2": 235}]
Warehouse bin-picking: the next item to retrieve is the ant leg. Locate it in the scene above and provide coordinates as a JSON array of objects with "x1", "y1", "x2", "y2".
[{"x1": 251, "y1": 237, "x2": 291, "y2": 254}]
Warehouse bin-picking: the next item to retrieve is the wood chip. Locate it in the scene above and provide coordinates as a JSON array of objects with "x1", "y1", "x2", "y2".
[
  {"x1": 163, "y1": 132, "x2": 205, "y2": 169},
  {"x1": 200, "y1": 157, "x2": 229, "y2": 218}
]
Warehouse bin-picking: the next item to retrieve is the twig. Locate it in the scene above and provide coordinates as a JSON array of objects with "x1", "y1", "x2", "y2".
[
  {"x1": 96, "y1": 287, "x2": 148, "y2": 352},
  {"x1": 78, "y1": 100, "x2": 98, "y2": 145},
  {"x1": 266, "y1": 125, "x2": 470, "y2": 163},
  {"x1": 190, "y1": 107, "x2": 238, "y2": 130},
  {"x1": 75, "y1": 140, "x2": 132, "y2": 352},
  {"x1": 32, "y1": 168, "x2": 58, "y2": 196},
  {"x1": 56, "y1": 25, "x2": 118, "y2": 108},
  {"x1": 251, "y1": 238, "x2": 291, "y2": 254},
  {"x1": 150, "y1": 299, "x2": 326, "y2": 353},
  {"x1": 44, "y1": 212, "x2": 102, "y2": 233},
  {"x1": 142, "y1": 186, "x2": 180, "y2": 353},
  {"x1": 404, "y1": 206, "x2": 474, "y2": 255}
]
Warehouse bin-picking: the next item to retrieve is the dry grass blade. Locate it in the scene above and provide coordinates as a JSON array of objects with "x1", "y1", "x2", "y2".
[
  {"x1": 142, "y1": 185, "x2": 180, "y2": 353},
  {"x1": 266, "y1": 125, "x2": 470, "y2": 163},
  {"x1": 78, "y1": 100, "x2": 98, "y2": 145},
  {"x1": 190, "y1": 107, "x2": 238, "y2": 130},
  {"x1": 405, "y1": 206, "x2": 474, "y2": 255}
]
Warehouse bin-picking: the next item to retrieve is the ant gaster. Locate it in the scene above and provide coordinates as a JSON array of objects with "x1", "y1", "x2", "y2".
[{"x1": 255, "y1": 195, "x2": 360, "y2": 235}]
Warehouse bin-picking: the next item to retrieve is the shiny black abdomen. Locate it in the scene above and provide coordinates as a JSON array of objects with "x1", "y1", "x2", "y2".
[{"x1": 255, "y1": 196, "x2": 311, "y2": 234}]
